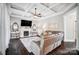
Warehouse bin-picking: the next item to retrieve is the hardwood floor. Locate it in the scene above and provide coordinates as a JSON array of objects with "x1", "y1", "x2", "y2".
[
  {"x1": 6, "y1": 39, "x2": 78, "y2": 55},
  {"x1": 6, "y1": 39, "x2": 30, "y2": 55},
  {"x1": 47, "y1": 42, "x2": 78, "y2": 55}
]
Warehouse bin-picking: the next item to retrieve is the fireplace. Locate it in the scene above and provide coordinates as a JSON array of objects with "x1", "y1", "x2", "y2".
[{"x1": 24, "y1": 31, "x2": 29, "y2": 36}]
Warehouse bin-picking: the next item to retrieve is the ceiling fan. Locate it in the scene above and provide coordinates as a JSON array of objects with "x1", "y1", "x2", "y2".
[{"x1": 28, "y1": 8, "x2": 42, "y2": 17}]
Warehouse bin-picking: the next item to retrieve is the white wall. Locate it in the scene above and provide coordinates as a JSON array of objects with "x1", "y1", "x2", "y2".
[
  {"x1": 37, "y1": 15, "x2": 64, "y2": 35},
  {"x1": 0, "y1": 4, "x2": 10, "y2": 54},
  {"x1": 0, "y1": 4, "x2": 2, "y2": 52},
  {"x1": 10, "y1": 14, "x2": 64, "y2": 37},
  {"x1": 5, "y1": 4, "x2": 10, "y2": 50},
  {"x1": 0, "y1": 4, "x2": 6, "y2": 54},
  {"x1": 10, "y1": 17, "x2": 21, "y2": 32},
  {"x1": 64, "y1": 8, "x2": 77, "y2": 42},
  {"x1": 77, "y1": 4, "x2": 79, "y2": 49}
]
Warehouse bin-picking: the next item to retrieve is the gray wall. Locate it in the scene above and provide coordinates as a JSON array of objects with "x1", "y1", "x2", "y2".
[
  {"x1": 37, "y1": 15, "x2": 64, "y2": 35},
  {"x1": 0, "y1": 3, "x2": 10, "y2": 54},
  {"x1": 0, "y1": 3, "x2": 6, "y2": 54},
  {"x1": 77, "y1": 4, "x2": 79, "y2": 49},
  {"x1": 0, "y1": 4, "x2": 2, "y2": 52},
  {"x1": 5, "y1": 4, "x2": 10, "y2": 50}
]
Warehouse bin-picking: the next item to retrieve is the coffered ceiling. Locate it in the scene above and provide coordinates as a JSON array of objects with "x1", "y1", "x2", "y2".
[{"x1": 8, "y1": 3, "x2": 77, "y2": 20}]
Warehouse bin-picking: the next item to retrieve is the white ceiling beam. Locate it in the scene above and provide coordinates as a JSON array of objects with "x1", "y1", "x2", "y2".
[
  {"x1": 25, "y1": 4, "x2": 35, "y2": 12},
  {"x1": 40, "y1": 3, "x2": 56, "y2": 13},
  {"x1": 62, "y1": 4, "x2": 77, "y2": 15},
  {"x1": 10, "y1": 3, "x2": 25, "y2": 12},
  {"x1": 10, "y1": 3, "x2": 35, "y2": 12},
  {"x1": 38, "y1": 4, "x2": 77, "y2": 20},
  {"x1": 10, "y1": 7, "x2": 34, "y2": 18},
  {"x1": 9, "y1": 3, "x2": 35, "y2": 17},
  {"x1": 10, "y1": 8, "x2": 25, "y2": 16},
  {"x1": 9, "y1": 3, "x2": 77, "y2": 21},
  {"x1": 10, "y1": 3, "x2": 56, "y2": 19},
  {"x1": 49, "y1": 4, "x2": 61, "y2": 9},
  {"x1": 10, "y1": 14, "x2": 33, "y2": 21},
  {"x1": 41, "y1": 3, "x2": 56, "y2": 13}
]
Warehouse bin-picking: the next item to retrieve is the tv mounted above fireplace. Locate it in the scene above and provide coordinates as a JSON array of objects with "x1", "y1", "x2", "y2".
[{"x1": 21, "y1": 20, "x2": 32, "y2": 27}]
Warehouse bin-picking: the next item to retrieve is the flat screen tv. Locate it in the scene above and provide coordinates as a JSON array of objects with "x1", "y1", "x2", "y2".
[{"x1": 21, "y1": 20, "x2": 32, "y2": 27}]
